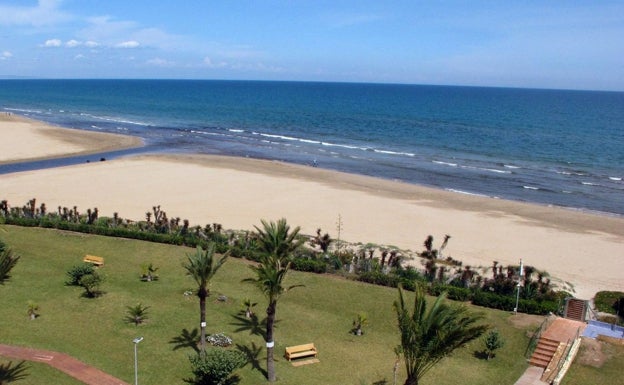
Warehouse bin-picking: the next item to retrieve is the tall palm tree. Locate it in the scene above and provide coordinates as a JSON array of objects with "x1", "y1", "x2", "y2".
[
  {"x1": 254, "y1": 218, "x2": 303, "y2": 259},
  {"x1": 183, "y1": 244, "x2": 228, "y2": 355},
  {"x1": 394, "y1": 285, "x2": 488, "y2": 385},
  {"x1": 246, "y1": 218, "x2": 303, "y2": 383}
]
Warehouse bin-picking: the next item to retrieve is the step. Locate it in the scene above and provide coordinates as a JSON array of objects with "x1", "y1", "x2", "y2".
[{"x1": 529, "y1": 357, "x2": 551, "y2": 368}]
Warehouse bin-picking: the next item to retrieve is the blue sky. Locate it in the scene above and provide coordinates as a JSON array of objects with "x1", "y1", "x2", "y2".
[{"x1": 0, "y1": 0, "x2": 622, "y2": 91}]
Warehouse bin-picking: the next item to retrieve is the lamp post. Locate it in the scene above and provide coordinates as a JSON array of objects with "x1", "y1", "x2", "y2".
[
  {"x1": 133, "y1": 337, "x2": 143, "y2": 385},
  {"x1": 514, "y1": 259, "x2": 524, "y2": 314}
]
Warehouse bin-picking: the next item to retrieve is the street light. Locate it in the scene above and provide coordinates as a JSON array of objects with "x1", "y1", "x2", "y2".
[
  {"x1": 514, "y1": 259, "x2": 524, "y2": 314},
  {"x1": 133, "y1": 337, "x2": 143, "y2": 385}
]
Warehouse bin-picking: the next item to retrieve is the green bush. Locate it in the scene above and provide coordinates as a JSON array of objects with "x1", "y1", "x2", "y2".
[
  {"x1": 291, "y1": 258, "x2": 327, "y2": 274},
  {"x1": 357, "y1": 271, "x2": 399, "y2": 288},
  {"x1": 471, "y1": 291, "x2": 558, "y2": 315},
  {"x1": 65, "y1": 263, "x2": 95, "y2": 286},
  {"x1": 594, "y1": 291, "x2": 624, "y2": 315},
  {"x1": 187, "y1": 348, "x2": 247, "y2": 385},
  {"x1": 429, "y1": 284, "x2": 472, "y2": 302}
]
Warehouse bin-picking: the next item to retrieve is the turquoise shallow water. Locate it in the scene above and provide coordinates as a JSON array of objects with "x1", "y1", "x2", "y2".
[{"x1": 1, "y1": 79, "x2": 623, "y2": 215}]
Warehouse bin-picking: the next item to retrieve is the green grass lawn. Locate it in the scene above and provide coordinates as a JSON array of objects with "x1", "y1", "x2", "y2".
[{"x1": 0, "y1": 225, "x2": 546, "y2": 384}]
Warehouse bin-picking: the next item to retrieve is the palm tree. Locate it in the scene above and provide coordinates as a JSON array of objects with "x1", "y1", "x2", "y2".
[
  {"x1": 254, "y1": 218, "x2": 303, "y2": 259},
  {"x1": 183, "y1": 244, "x2": 228, "y2": 355},
  {"x1": 0, "y1": 360, "x2": 29, "y2": 384},
  {"x1": 124, "y1": 303, "x2": 150, "y2": 326},
  {"x1": 0, "y1": 241, "x2": 19, "y2": 285},
  {"x1": 246, "y1": 218, "x2": 303, "y2": 383},
  {"x1": 394, "y1": 285, "x2": 488, "y2": 385}
]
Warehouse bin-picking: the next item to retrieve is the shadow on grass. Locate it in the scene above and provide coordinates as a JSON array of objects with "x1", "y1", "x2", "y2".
[
  {"x1": 236, "y1": 342, "x2": 268, "y2": 379},
  {"x1": 170, "y1": 328, "x2": 200, "y2": 353},
  {"x1": 473, "y1": 350, "x2": 492, "y2": 360},
  {"x1": 230, "y1": 313, "x2": 272, "y2": 340}
]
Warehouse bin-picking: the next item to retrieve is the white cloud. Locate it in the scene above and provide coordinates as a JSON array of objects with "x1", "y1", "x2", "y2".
[
  {"x1": 66, "y1": 39, "x2": 81, "y2": 48},
  {"x1": 116, "y1": 40, "x2": 140, "y2": 49},
  {"x1": 0, "y1": 0, "x2": 72, "y2": 27},
  {"x1": 203, "y1": 57, "x2": 228, "y2": 68},
  {"x1": 74, "y1": 54, "x2": 85, "y2": 60},
  {"x1": 84, "y1": 41, "x2": 100, "y2": 48},
  {"x1": 43, "y1": 39, "x2": 62, "y2": 47},
  {"x1": 147, "y1": 58, "x2": 174, "y2": 67},
  {"x1": 1, "y1": 51, "x2": 12, "y2": 60}
]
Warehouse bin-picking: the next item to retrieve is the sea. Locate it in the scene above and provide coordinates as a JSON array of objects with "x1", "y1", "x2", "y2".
[{"x1": 1, "y1": 79, "x2": 623, "y2": 216}]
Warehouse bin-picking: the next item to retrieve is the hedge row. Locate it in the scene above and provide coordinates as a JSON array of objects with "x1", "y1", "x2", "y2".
[{"x1": 3, "y1": 216, "x2": 560, "y2": 316}]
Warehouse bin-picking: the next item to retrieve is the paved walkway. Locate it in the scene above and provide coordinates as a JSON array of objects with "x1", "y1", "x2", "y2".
[
  {"x1": 514, "y1": 366, "x2": 548, "y2": 385},
  {"x1": 0, "y1": 344, "x2": 129, "y2": 385}
]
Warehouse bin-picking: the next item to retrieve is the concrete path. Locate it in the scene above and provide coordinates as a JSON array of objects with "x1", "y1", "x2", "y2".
[
  {"x1": 514, "y1": 366, "x2": 548, "y2": 385},
  {"x1": 0, "y1": 344, "x2": 129, "y2": 385}
]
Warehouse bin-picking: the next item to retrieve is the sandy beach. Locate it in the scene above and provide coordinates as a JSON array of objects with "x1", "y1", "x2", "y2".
[
  {"x1": 0, "y1": 113, "x2": 142, "y2": 164},
  {"x1": 0, "y1": 117, "x2": 622, "y2": 300}
]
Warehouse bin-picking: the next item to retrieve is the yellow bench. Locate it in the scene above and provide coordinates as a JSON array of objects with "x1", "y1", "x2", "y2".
[
  {"x1": 83, "y1": 255, "x2": 104, "y2": 266},
  {"x1": 284, "y1": 343, "x2": 317, "y2": 361}
]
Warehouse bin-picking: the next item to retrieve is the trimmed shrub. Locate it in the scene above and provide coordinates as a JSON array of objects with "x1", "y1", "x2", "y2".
[
  {"x1": 429, "y1": 284, "x2": 472, "y2": 302},
  {"x1": 66, "y1": 263, "x2": 95, "y2": 286},
  {"x1": 291, "y1": 258, "x2": 327, "y2": 274},
  {"x1": 187, "y1": 348, "x2": 246, "y2": 385}
]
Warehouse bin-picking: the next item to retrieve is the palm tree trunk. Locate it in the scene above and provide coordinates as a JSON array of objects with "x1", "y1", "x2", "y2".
[
  {"x1": 199, "y1": 287, "x2": 207, "y2": 354},
  {"x1": 266, "y1": 301, "x2": 277, "y2": 382},
  {"x1": 404, "y1": 376, "x2": 418, "y2": 385}
]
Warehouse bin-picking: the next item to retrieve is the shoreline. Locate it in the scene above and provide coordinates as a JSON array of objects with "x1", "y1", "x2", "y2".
[
  {"x1": 1, "y1": 116, "x2": 622, "y2": 300},
  {"x1": 0, "y1": 113, "x2": 143, "y2": 165}
]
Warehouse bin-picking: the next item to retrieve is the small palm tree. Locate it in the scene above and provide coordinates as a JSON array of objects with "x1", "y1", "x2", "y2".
[
  {"x1": 0, "y1": 360, "x2": 29, "y2": 384},
  {"x1": 245, "y1": 218, "x2": 303, "y2": 383},
  {"x1": 183, "y1": 244, "x2": 228, "y2": 355},
  {"x1": 394, "y1": 285, "x2": 488, "y2": 385},
  {"x1": 0, "y1": 244, "x2": 19, "y2": 285},
  {"x1": 242, "y1": 298, "x2": 257, "y2": 319},
  {"x1": 140, "y1": 263, "x2": 159, "y2": 282},
  {"x1": 26, "y1": 301, "x2": 39, "y2": 320},
  {"x1": 125, "y1": 303, "x2": 150, "y2": 326},
  {"x1": 352, "y1": 313, "x2": 368, "y2": 336}
]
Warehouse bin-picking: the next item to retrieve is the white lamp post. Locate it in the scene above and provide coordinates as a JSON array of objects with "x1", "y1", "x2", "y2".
[
  {"x1": 514, "y1": 259, "x2": 524, "y2": 314},
  {"x1": 133, "y1": 337, "x2": 144, "y2": 385}
]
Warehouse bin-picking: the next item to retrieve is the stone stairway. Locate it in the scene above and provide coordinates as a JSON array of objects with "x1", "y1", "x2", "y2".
[
  {"x1": 564, "y1": 298, "x2": 587, "y2": 321},
  {"x1": 529, "y1": 337, "x2": 561, "y2": 368}
]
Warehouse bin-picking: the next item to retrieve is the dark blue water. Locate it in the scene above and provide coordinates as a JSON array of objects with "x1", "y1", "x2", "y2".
[{"x1": 1, "y1": 79, "x2": 623, "y2": 215}]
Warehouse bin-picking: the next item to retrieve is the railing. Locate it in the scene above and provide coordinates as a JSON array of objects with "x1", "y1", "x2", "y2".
[
  {"x1": 524, "y1": 316, "x2": 554, "y2": 359},
  {"x1": 550, "y1": 327, "x2": 583, "y2": 385}
]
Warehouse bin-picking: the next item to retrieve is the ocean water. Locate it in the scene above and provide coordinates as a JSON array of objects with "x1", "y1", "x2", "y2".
[{"x1": 1, "y1": 79, "x2": 623, "y2": 215}]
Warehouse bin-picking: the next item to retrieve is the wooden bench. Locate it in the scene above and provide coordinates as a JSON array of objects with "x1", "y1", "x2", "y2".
[
  {"x1": 83, "y1": 255, "x2": 104, "y2": 266},
  {"x1": 284, "y1": 343, "x2": 317, "y2": 361}
]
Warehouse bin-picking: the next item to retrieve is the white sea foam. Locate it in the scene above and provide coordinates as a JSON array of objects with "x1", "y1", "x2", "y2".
[
  {"x1": 80, "y1": 112, "x2": 151, "y2": 127},
  {"x1": 4, "y1": 107, "x2": 42, "y2": 114},
  {"x1": 581, "y1": 182, "x2": 598, "y2": 186},
  {"x1": 433, "y1": 160, "x2": 457, "y2": 167},
  {"x1": 228, "y1": 129, "x2": 244, "y2": 133},
  {"x1": 483, "y1": 168, "x2": 512, "y2": 174},
  {"x1": 445, "y1": 188, "x2": 491, "y2": 198},
  {"x1": 523, "y1": 186, "x2": 539, "y2": 190},
  {"x1": 609, "y1": 177, "x2": 622, "y2": 181},
  {"x1": 504, "y1": 164, "x2": 520, "y2": 169}
]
